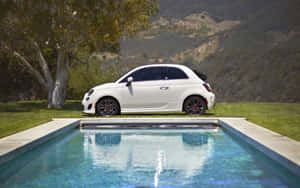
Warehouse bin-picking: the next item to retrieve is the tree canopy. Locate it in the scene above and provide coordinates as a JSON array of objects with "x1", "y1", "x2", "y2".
[{"x1": 0, "y1": 0, "x2": 158, "y2": 108}]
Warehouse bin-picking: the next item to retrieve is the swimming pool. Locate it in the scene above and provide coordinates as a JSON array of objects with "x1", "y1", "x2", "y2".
[{"x1": 0, "y1": 127, "x2": 299, "y2": 188}]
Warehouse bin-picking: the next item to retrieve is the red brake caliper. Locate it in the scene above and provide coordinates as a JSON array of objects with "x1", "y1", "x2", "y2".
[
  {"x1": 104, "y1": 105, "x2": 111, "y2": 112},
  {"x1": 192, "y1": 104, "x2": 199, "y2": 112}
]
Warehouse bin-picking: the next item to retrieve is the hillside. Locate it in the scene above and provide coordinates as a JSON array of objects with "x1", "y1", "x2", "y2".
[
  {"x1": 1, "y1": 0, "x2": 299, "y2": 102},
  {"x1": 119, "y1": 0, "x2": 300, "y2": 102}
]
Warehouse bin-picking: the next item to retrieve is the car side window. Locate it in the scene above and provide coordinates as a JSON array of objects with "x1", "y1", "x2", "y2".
[
  {"x1": 121, "y1": 67, "x2": 167, "y2": 82},
  {"x1": 167, "y1": 67, "x2": 188, "y2": 80}
]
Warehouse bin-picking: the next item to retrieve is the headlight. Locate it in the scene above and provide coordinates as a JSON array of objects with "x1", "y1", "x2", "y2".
[{"x1": 88, "y1": 89, "x2": 94, "y2": 96}]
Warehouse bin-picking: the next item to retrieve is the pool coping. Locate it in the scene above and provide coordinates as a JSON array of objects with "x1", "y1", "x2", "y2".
[
  {"x1": 0, "y1": 117, "x2": 299, "y2": 177},
  {"x1": 0, "y1": 119, "x2": 80, "y2": 166},
  {"x1": 219, "y1": 118, "x2": 300, "y2": 177}
]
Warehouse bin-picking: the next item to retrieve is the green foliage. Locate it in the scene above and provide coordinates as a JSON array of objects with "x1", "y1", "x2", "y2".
[
  {"x1": 0, "y1": 54, "x2": 45, "y2": 102},
  {"x1": 1, "y1": 0, "x2": 159, "y2": 53},
  {"x1": 68, "y1": 58, "x2": 123, "y2": 99}
]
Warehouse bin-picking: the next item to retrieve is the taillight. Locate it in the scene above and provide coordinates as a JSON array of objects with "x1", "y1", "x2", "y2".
[{"x1": 203, "y1": 83, "x2": 212, "y2": 92}]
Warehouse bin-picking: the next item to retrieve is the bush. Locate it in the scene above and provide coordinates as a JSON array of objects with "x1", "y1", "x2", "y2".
[{"x1": 67, "y1": 58, "x2": 123, "y2": 99}]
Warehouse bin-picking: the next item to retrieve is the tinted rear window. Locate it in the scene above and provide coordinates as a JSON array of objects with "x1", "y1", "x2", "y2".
[
  {"x1": 167, "y1": 67, "x2": 188, "y2": 80},
  {"x1": 193, "y1": 70, "x2": 207, "y2": 81}
]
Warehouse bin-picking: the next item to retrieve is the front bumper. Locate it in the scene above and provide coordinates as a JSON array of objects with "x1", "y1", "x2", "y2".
[{"x1": 82, "y1": 93, "x2": 95, "y2": 114}]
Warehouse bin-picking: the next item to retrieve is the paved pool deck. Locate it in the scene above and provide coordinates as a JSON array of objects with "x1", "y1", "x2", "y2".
[{"x1": 0, "y1": 117, "x2": 299, "y2": 176}]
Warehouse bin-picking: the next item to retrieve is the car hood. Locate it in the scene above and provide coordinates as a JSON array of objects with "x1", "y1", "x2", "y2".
[{"x1": 93, "y1": 82, "x2": 118, "y2": 90}]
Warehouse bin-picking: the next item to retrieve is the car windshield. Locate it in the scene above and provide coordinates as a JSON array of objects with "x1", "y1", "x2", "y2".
[{"x1": 114, "y1": 70, "x2": 132, "y2": 83}]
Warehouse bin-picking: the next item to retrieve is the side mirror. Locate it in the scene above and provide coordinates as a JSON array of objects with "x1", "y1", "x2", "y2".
[{"x1": 126, "y1": 76, "x2": 133, "y2": 87}]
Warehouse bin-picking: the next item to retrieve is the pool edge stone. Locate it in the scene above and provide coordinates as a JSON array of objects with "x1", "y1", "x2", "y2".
[
  {"x1": 0, "y1": 119, "x2": 80, "y2": 166},
  {"x1": 219, "y1": 118, "x2": 300, "y2": 177}
]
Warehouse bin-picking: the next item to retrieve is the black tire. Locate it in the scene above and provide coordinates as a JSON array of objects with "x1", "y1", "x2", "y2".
[
  {"x1": 183, "y1": 96, "x2": 207, "y2": 115},
  {"x1": 95, "y1": 97, "x2": 120, "y2": 116}
]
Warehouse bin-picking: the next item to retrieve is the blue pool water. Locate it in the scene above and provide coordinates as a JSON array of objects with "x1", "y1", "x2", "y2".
[{"x1": 0, "y1": 128, "x2": 299, "y2": 188}]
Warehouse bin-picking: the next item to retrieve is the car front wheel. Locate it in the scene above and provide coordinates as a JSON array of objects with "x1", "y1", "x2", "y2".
[
  {"x1": 183, "y1": 96, "x2": 207, "y2": 115},
  {"x1": 96, "y1": 97, "x2": 120, "y2": 116}
]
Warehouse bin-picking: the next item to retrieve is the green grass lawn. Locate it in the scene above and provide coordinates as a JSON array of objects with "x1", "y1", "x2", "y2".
[{"x1": 0, "y1": 101, "x2": 299, "y2": 141}]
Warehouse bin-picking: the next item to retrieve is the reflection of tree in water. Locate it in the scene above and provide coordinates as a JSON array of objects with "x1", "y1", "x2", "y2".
[
  {"x1": 182, "y1": 133, "x2": 208, "y2": 146},
  {"x1": 95, "y1": 133, "x2": 121, "y2": 145}
]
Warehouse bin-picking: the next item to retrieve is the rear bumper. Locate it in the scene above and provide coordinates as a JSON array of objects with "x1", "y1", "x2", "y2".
[{"x1": 206, "y1": 93, "x2": 216, "y2": 110}]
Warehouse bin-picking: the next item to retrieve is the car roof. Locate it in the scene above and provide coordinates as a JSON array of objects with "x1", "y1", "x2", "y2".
[
  {"x1": 135, "y1": 64, "x2": 188, "y2": 69},
  {"x1": 116, "y1": 63, "x2": 202, "y2": 83}
]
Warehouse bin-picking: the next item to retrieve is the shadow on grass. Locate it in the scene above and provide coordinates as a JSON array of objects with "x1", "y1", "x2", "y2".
[
  {"x1": 0, "y1": 101, "x2": 45, "y2": 112},
  {"x1": 89, "y1": 112, "x2": 215, "y2": 117},
  {"x1": 0, "y1": 100, "x2": 216, "y2": 117},
  {"x1": 121, "y1": 112, "x2": 215, "y2": 117},
  {"x1": 59, "y1": 101, "x2": 82, "y2": 111}
]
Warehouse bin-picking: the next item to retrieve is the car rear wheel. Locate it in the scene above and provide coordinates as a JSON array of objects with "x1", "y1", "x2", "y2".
[
  {"x1": 96, "y1": 97, "x2": 120, "y2": 116},
  {"x1": 183, "y1": 96, "x2": 206, "y2": 115}
]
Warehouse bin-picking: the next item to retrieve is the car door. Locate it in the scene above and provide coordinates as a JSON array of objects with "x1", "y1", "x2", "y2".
[{"x1": 119, "y1": 67, "x2": 169, "y2": 112}]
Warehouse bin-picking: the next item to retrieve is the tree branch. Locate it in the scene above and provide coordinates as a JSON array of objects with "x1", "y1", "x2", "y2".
[
  {"x1": 13, "y1": 51, "x2": 48, "y2": 88},
  {"x1": 32, "y1": 41, "x2": 54, "y2": 87}
]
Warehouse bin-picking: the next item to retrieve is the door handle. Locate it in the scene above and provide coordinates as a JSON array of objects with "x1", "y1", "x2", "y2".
[{"x1": 160, "y1": 86, "x2": 169, "y2": 90}]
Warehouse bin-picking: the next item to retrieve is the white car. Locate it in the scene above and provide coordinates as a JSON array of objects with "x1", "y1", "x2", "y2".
[{"x1": 82, "y1": 64, "x2": 215, "y2": 116}]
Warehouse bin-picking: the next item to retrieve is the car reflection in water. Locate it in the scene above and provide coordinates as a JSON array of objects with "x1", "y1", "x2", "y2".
[
  {"x1": 95, "y1": 133, "x2": 122, "y2": 145},
  {"x1": 82, "y1": 129, "x2": 217, "y2": 184},
  {"x1": 182, "y1": 133, "x2": 208, "y2": 146}
]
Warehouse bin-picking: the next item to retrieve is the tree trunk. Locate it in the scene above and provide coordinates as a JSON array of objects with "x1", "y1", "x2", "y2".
[
  {"x1": 13, "y1": 47, "x2": 71, "y2": 109},
  {"x1": 47, "y1": 86, "x2": 54, "y2": 108},
  {"x1": 49, "y1": 52, "x2": 70, "y2": 109},
  {"x1": 50, "y1": 67, "x2": 69, "y2": 109}
]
